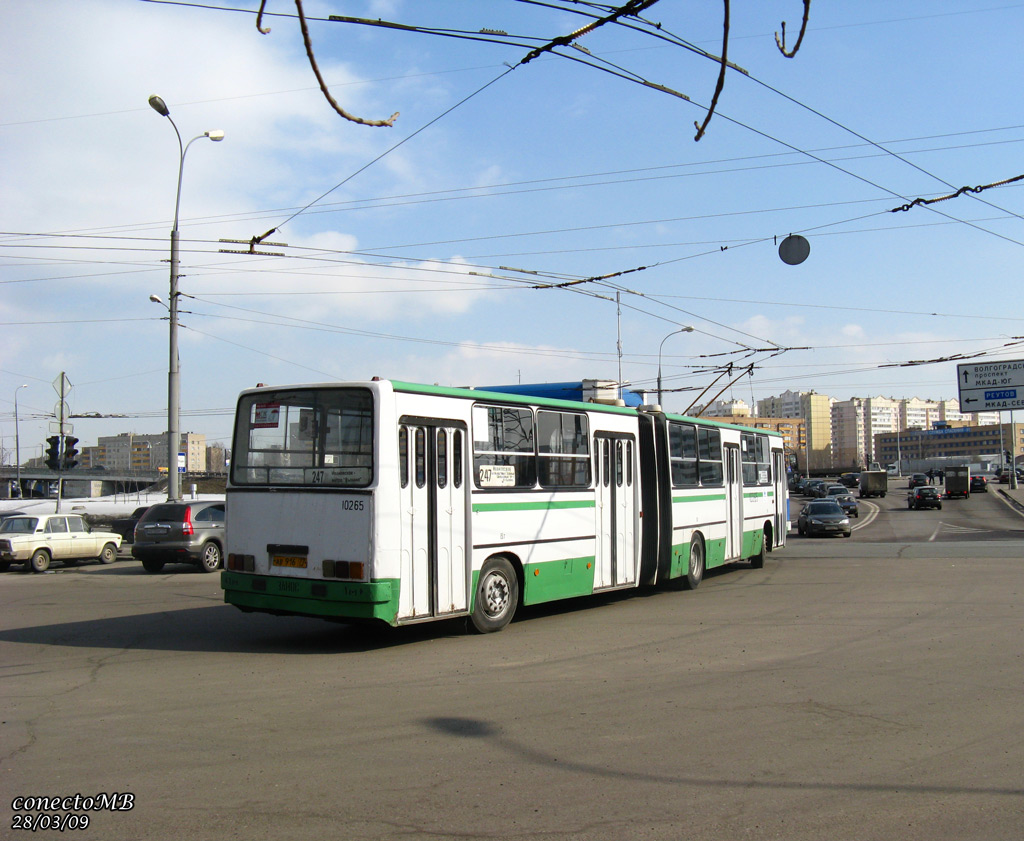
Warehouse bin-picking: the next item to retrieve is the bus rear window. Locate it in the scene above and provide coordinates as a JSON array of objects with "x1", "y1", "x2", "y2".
[{"x1": 232, "y1": 388, "x2": 374, "y2": 487}]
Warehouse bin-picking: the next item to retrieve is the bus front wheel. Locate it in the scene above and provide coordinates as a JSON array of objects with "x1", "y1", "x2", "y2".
[{"x1": 470, "y1": 557, "x2": 519, "y2": 633}]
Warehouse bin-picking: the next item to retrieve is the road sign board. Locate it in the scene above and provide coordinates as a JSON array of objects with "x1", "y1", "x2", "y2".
[{"x1": 957, "y1": 359, "x2": 1024, "y2": 412}]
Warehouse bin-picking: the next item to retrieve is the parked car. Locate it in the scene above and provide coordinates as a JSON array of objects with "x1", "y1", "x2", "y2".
[
  {"x1": 834, "y1": 493, "x2": 859, "y2": 518},
  {"x1": 995, "y1": 468, "x2": 1024, "y2": 484},
  {"x1": 0, "y1": 513, "x2": 122, "y2": 572},
  {"x1": 908, "y1": 486, "x2": 942, "y2": 510},
  {"x1": 797, "y1": 499, "x2": 852, "y2": 538},
  {"x1": 970, "y1": 475, "x2": 988, "y2": 493},
  {"x1": 109, "y1": 506, "x2": 150, "y2": 545},
  {"x1": 131, "y1": 500, "x2": 226, "y2": 573},
  {"x1": 908, "y1": 473, "x2": 930, "y2": 489}
]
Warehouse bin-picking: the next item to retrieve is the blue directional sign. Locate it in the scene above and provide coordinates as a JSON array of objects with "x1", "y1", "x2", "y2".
[{"x1": 958, "y1": 361, "x2": 1024, "y2": 411}]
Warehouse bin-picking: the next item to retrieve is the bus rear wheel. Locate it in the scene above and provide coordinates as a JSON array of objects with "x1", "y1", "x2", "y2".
[
  {"x1": 750, "y1": 529, "x2": 767, "y2": 569},
  {"x1": 470, "y1": 557, "x2": 519, "y2": 633},
  {"x1": 684, "y1": 537, "x2": 705, "y2": 590}
]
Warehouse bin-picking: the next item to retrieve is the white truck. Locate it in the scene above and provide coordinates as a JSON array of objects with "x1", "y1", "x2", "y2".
[{"x1": 858, "y1": 470, "x2": 888, "y2": 499}]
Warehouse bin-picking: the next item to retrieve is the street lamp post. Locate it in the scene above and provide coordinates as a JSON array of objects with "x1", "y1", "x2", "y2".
[
  {"x1": 148, "y1": 94, "x2": 223, "y2": 501},
  {"x1": 13, "y1": 384, "x2": 27, "y2": 498},
  {"x1": 657, "y1": 326, "x2": 694, "y2": 406}
]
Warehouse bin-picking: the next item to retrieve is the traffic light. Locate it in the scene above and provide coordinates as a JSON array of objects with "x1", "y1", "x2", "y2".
[
  {"x1": 45, "y1": 436, "x2": 62, "y2": 470},
  {"x1": 63, "y1": 435, "x2": 79, "y2": 470}
]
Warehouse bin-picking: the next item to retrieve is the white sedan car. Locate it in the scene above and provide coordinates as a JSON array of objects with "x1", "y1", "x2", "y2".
[{"x1": 0, "y1": 513, "x2": 122, "y2": 572}]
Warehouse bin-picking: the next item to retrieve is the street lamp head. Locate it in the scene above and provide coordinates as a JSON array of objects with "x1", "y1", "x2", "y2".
[
  {"x1": 149, "y1": 293, "x2": 165, "y2": 305},
  {"x1": 679, "y1": 325, "x2": 695, "y2": 333},
  {"x1": 148, "y1": 94, "x2": 170, "y2": 117},
  {"x1": 205, "y1": 130, "x2": 225, "y2": 142}
]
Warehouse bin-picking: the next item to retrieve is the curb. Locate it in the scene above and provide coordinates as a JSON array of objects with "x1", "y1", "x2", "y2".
[{"x1": 996, "y1": 489, "x2": 1024, "y2": 514}]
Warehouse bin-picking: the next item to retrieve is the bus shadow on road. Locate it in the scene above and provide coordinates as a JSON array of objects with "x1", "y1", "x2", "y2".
[
  {"x1": 0, "y1": 564, "x2": 755, "y2": 655},
  {"x1": 0, "y1": 604, "x2": 472, "y2": 655}
]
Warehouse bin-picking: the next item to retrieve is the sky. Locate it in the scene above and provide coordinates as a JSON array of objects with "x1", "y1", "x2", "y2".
[{"x1": 3, "y1": 0, "x2": 1024, "y2": 459}]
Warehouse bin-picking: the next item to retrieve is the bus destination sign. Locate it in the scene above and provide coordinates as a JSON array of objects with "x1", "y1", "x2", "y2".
[{"x1": 957, "y1": 360, "x2": 1024, "y2": 411}]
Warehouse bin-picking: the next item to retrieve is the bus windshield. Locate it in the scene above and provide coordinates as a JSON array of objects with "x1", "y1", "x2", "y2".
[{"x1": 231, "y1": 388, "x2": 374, "y2": 487}]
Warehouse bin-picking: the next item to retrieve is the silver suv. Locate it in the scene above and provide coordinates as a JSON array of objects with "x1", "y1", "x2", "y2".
[{"x1": 132, "y1": 500, "x2": 225, "y2": 573}]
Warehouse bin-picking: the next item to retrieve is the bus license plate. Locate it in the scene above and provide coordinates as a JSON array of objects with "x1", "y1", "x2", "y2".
[{"x1": 272, "y1": 555, "x2": 308, "y2": 569}]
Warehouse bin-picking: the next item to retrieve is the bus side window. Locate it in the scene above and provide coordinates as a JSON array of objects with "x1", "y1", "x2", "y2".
[
  {"x1": 399, "y1": 427, "x2": 409, "y2": 488},
  {"x1": 453, "y1": 429, "x2": 463, "y2": 489},
  {"x1": 437, "y1": 429, "x2": 448, "y2": 489},
  {"x1": 415, "y1": 428, "x2": 426, "y2": 489}
]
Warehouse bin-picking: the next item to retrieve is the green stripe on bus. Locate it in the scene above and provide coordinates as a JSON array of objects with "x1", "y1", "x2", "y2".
[
  {"x1": 672, "y1": 494, "x2": 727, "y2": 503},
  {"x1": 472, "y1": 499, "x2": 596, "y2": 512}
]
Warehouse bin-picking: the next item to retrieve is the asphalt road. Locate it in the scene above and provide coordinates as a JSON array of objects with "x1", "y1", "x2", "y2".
[{"x1": 3, "y1": 495, "x2": 1023, "y2": 841}]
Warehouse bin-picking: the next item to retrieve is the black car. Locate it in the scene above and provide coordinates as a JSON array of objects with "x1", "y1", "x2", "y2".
[
  {"x1": 969, "y1": 475, "x2": 988, "y2": 493},
  {"x1": 797, "y1": 499, "x2": 852, "y2": 538},
  {"x1": 131, "y1": 500, "x2": 226, "y2": 573},
  {"x1": 834, "y1": 493, "x2": 859, "y2": 518},
  {"x1": 908, "y1": 486, "x2": 942, "y2": 510},
  {"x1": 109, "y1": 506, "x2": 150, "y2": 545},
  {"x1": 908, "y1": 473, "x2": 930, "y2": 489}
]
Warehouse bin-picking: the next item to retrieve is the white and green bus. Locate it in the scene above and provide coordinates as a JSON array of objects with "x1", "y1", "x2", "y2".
[{"x1": 222, "y1": 379, "x2": 788, "y2": 632}]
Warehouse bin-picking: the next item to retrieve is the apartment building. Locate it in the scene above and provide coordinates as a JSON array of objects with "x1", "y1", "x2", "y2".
[
  {"x1": 831, "y1": 396, "x2": 1000, "y2": 470},
  {"x1": 757, "y1": 390, "x2": 834, "y2": 472},
  {"x1": 702, "y1": 398, "x2": 752, "y2": 417},
  {"x1": 83, "y1": 431, "x2": 207, "y2": 473}
]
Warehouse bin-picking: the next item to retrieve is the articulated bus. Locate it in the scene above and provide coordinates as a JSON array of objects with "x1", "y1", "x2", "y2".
[{"x1": 221, "y1": 380, "x2": 788, "y2": 632}]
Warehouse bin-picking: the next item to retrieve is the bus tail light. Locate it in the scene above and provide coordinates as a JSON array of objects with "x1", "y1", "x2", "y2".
[
  {"x1": 228, "y1": 553, "x2": 254, "y2": 572},
  {"x1": 322, "y1": 560, "x2": 364, "y2": 581}
]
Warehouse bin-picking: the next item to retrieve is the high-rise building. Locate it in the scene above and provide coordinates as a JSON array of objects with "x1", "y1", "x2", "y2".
[
  {"x1": 757, "y1": 390, "x2": 834, "y2": 472},
  {"x1": 831, "y1": 396, "x2": 900, "y2": 469}
]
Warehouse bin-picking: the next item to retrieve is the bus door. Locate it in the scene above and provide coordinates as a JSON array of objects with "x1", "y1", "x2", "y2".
[
  {"x1": 772, "y1": 449, "x2": 787, "y2": 548},
  {"x1": 594, "y1": 434, "x2": 638, "y2": 589},
  {"x1": 399, "y1": 419, "x2": 469, "y2": 620},
  {"x1": 724, "y1": 443, "x2": 744, "y2": 560}
]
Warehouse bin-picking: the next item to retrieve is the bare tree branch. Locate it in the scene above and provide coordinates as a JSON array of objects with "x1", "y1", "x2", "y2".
[
  {"x1": 775, "y1": 0, "x2": 811, "y2": 58},
  {"x1": 256, "y1": 1, "x2": 400, "y2": 128},
  {"x1": 693, "y1": 0, "x2": 729, "y2": 141}
]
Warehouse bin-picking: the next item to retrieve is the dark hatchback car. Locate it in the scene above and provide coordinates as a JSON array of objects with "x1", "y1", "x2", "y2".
[
  {"x1": 132, "y1": 500, "x2": 226, "y2": 573},
  {"x1": 908, "y1": 473, "x2": 930, "y2": 489},
  {"x1": 797, "y1": 499, "x2": 852, "y2": 538},
  {"x1": 969, "y1": 475, "x2": 988, "y2": 493},
  {"x1": 908, "y1": 486, "x2": 942, "y2": 510}
]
